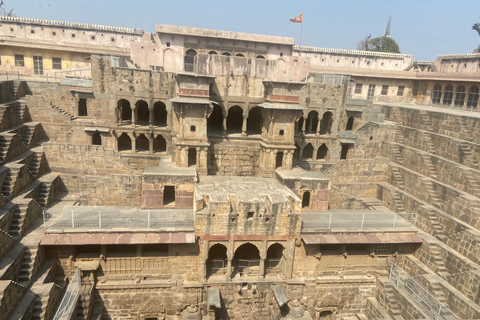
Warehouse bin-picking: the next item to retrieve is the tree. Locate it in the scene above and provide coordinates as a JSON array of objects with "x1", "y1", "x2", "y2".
[{"x1": 357, "y1": 36, "x2": 401, "y2": 53}]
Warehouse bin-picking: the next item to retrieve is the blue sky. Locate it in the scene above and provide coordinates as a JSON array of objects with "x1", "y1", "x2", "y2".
[{"x1": 8, "y1": 0, "x2": 480, "y2": 61}]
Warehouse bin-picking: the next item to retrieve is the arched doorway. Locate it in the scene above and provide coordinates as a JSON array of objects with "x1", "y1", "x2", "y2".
[
  {"x1": 320, "y1": 112, "x2": 333, "y2": 134},
  {"x1": 317, "y1": 144, "x2": 328, "y2": 160},
  {"x1": 136, "y1": 134, "x2": 149, "y2": 152},
  {"x1": 276, "y1": 152, "x2": 283, "y2": 169},
  {"x1": 92, "y1": 131, "x2": 101, "y2": 146},
  {"x1": 117, "y1": 99, "x2": 131, "y2": 124},
  {"x1": 346, "y1": 117, "x2": 354, "y2": 131},
  {"x1": 247, "y1": 106, "x2": 262, "y2": 135},
  {"x1": 117, "y1": 133, "x2": 131, "y2": 152},
  {"x1": 136, "y1": 100, "x2": 149, "y2": 125},
  {"x1": 153, "y1": 135, "x2": 166, "y2": 152},
  {"x1": 303, "y1": 143, "x2": 313, "y2": 160},
  {"x1": 188, "y1": 148, "x2": 197, "y2": 167},
  {"x1": 184, "y1": 49, "x2": 196, "y2": 72},
  {"x1": 207, "y1": 244, "x2": 227, "y2": 278},
  {"x1": 233, "y1": 243, "x2": 260, "y2": 277},
  {"x1": 305, "y1": 111, "x2": 319, "y2": 134},
  {"x1": 302, "y1": 191, "x2": 311, "y2": 209},
  {"x1": 265, "y1": 243, "x2": 284, "y2": 276},
  {"x1": 226, "y1": 106, "x2": 243, "y2": 134},
  {"x1": 153, "y1": 101, "x2": 167, "y2": 126},
  {"x1": 207, "y1": 104, "x2": 224, "y2": 135}
]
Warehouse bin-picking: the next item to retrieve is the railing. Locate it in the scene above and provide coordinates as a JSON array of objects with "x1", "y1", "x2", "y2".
[
  {"x1": 293, "y1": 45, "x2": 413, "y2": 59},
  {"x1": 265, "y1": 258, "x2": 282, "y2": 273},
  {"x1": 388, "y1": 263, "x2": 461, "y2": 320},
  {"x1": 207, "y1": 259, "x2": 227, "y2": 276},
  {"x1": 43, "y1": 208, "x2": 194, "y2": 232},
  {"x1": 53, "y1": 268, "x2": 81, "y2": 320},
  {"x1": 103, "y1": 257, "x2": 169, "y2": 275},
  {"x1": 234, "y1": 259, "x2": 260, "y2": 276},
  {"x1": 54, "y1": 68, "x2": 92, "y2": 81},
  {"x1": 302, "y1": 211, "x2": 417, "y2": 231},
  {"x1": 307, "y1": 73, "x2": 346, "y2": 85},
  {"x1": 184, "y1": 63, "x2": 195, "y2": 73}
]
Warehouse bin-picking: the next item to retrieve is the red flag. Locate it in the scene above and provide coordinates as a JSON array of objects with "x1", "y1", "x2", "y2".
[{"x1": 289, "y1": 13, "x2": 303, "y2": 23}]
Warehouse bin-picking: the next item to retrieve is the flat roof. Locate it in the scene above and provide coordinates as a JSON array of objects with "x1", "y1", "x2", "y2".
[{"x1": 156, "y1": 24, "x2": 294, "y2": 46}]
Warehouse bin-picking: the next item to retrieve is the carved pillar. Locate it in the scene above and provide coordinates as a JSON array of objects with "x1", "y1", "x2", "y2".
[
  {"x1": 226, "y1": 242, "x2": 234, "y2": 280},
  {"x1": 176, "y1": 146, "x2": 182, "y2": 166},
  {"x1": 268, "y1": 116, "x2": 274, "y2": 139},
  {"x1": 148, "y1": 135, "x2": 153, "y2": 154},
  {"x1": 149, "y1": 100, "x2": 154, "y2": 125},
  {"x1": 222, "y1": 116, "x2": 227, "y2": 136},
  {"x1": 316, "y1": 116, "x2": 321, "y2": 136},
  {"x1": 132, "y1": 103, "x2": 137, "y2": 126},
  {"x1": 241, "y1": 115, "x2": 247, "y2": 136},
  {"x1": 259, "y1": 241, "x2": 267, "y2": 278},
  {"x1": 130, "y1": 133, "x2": 136, "y2": 153},
  {"x1": 301, "y1": 117, "x2": 306, "y2": 135},
  {"x1": 313, "y1": 146, "x2": 319, "y2": 161},
  {"x1": 196, "y1": 147, "x2": 201, "y2": 171}
]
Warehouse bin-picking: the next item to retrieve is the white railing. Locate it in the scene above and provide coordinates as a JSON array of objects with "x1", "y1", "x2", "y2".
[
  {"x1": 302, "y1": 211, "x2": 416, "y2": 231},
  {"x1": 293, "y1": 45, "x2": 413, "y2": 59},
  {"x1": 53, "y1": 268, "x2": 81, "y2": 320},
  {"x1": 388, "y1": 263, "x2": 461, "y2": 320},
  {"x1": 54, "y1": 68, "x2": 92, "y2": 81},
  {"x1": 43, "y1": 208, "x2": 194, "y2": 232}
]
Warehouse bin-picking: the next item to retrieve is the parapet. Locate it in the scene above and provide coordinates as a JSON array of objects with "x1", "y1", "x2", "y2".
[{"x1": 294, "y1": 45, "x2": 413, "y2": 59}]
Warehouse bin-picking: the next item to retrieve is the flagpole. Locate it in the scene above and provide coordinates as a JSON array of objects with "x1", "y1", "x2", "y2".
[{"x1": 300, "y1": 22, "x2": 303, "y2": 47}]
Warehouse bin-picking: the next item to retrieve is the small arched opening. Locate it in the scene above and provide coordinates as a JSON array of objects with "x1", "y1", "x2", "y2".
[
  {"x1": 153, "y1": 101, "x2": 167, "y2": 126},
  {"x1": 92, "y1": 131, "x2": 101, "y2": 146},
  {"x1": 222, "y1": 52, "x2": 231, "y2": 56},
  {"x1": 136, "y1": 100, "x2": 149, "y2": 125},
  {"x1": 256, "y1": 55, "x2": 265, "y2": 59},
  {"x1": 443, "y1": 84, "x2": 453, "y2": 106},
  {"x1": 208, "y1": 51, "x2": 218, "y2": 55},
  {"x1": 153, "y1": 135, "x2": 166, "y2": 152},
  {"x1": 188, "y1": 148, "x2": 197, "y2": 167},
  {"x1": 467, "y1": 86, "x2": 479, "y2": 108},
  {"x1": 235, "y1": 53, "x2": 245, "y2": 57},
  {"x1": 184, "y1": 49, "x2": 196, "y2": 72},
  {"x1": 233, "y1": 243, "x2": 260, "y2": 277},
  {"x1": 207, "y1": 104, "x2": 224, "y2": 135},
  {"x1": 226, "y1": 106, "x2": 243, "y2": 134},
  {"x1": 432, "y1": 84, "x2": 442, "y2": 104},
  {"x1": 341, "y1": 143, "x2": 353, "y2": 160},
  {"x1": 247, "y1": 106, "x2": 263, "y2": 135},
  {"x1": 319, "y1": 310, "x2": 334, "y2": 319},
  {"x1": 296, "y1": 116, "x2": 304, "y2": 134},
  {"x1": 276, "y1": 152, "x2": 283, "y2": 169},
  {"x1": 320, "y1": 112, "x2": 333, "y2": 134},
  {"x1": 317, "y1": 144, "x2": 328, "y2": 160},
  {"x1": 346, "y1": 117, "x2": 354, "y2": 131},
  {"x1": 136, "y1": 134, "x2": 149, "y2": 152},
  {"x1": 117, "y1": 99, "x2": 131, "y2": 123},
  {"x1": 265, "y1": 243, "x2": 284, "y2": 276},
  {"x1": 454, "y1": 85, "x2": 466, "y2": 108},
  {"x1": 303, "y1": 143, "x2": 314, "y2": 160},
  {"x1": 117, "y1": 133, "x2": 131, "y2": 152},
  {"x1": 207, "y1": 244, "x2": 227, "y2": 278},
  {"x1": 305, "y1": 111, "x2": 319, "y2": 134},
  {"x1": 302, "y1": 191, "x2": 311, "y2": 209}
]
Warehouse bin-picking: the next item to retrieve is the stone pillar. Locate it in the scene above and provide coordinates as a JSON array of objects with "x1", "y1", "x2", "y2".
[
  {"x1": 176, "y1": 146, "x2": 182, "y2": 167},
  {"x1": 132, "y1": 104, "x2": 136, "y2": 126},
  {"x1": 299, "y1": 147, "x2": 304, "y2": 160},
  {"x1": 259, "y1": 241, "x2": 267, "y2": 278},
  {"x1": 196, "y1": 147, "x2": 201, "y2": 171},
  {"x1": 301, "y1": 118, "x2": 306, "y2": 135},
  {"x1": 268, "y1": 116, "x2": 274, "y2": 139},
  {"x1": 149, "y1": 104, "x2": 154, "y2": 125},
  {"x1": 241, "y1": 115, "x2": 247, "y2": 136},
  {"x1": 313, "y1": 146, "x2": 319, "y2": 161},
  {"x1": 226, "y1": 242, "x2": 234, "y2": 280},
  {"x1": 285, "y1": 240, "x2": 295, "y2": 279},
  {"x1": 179, "y1": 107, "x2": 184, "y2": 138},
  {"x1": 130, "y1": 133, "x2": 136, "y2": 153},
  {"x1": 148, "y1": 135, "x2": 153, "y2": 154},
  {"x1": 222, "y1": 116, "x2": 227, "y2": 136},
  {"x1": 316, "y1": 117, "x2": 321, "y2": 136},
  {"x1": 285, "y1": 150, "x2": 293, "y2": 170}
]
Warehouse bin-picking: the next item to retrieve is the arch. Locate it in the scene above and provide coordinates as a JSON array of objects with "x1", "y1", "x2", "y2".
[
  {"x1": 153, "y1": 135, "x2": 166, "y2": 152},
  {"x1": 92, "y1": 131, "x2": 101, "y2": 146},
  {"x1": 265, "y1": 243, "x2": 284, "y2": 275},
  {"x1": 153, "y1": 101, "x2": 167, "y2": 126},
  {"x1": 305, "y1": 111, "x2": 319, "y2": 134},
  {"x1": 320, "y1": 112, "x2": 333, "y2": 135},
  {"x1": 467, "y1": 86, "x2": 479, "y2": 108},
  {"x1": 302, "y1": 191, "x2": 311, "y2": 209},
  {"x1": 317, "y1": 144, "x2": 328, "y2": 160},
  {"x1": 432, "y1": 84, "x2": 442, "y2": 104},
  {"x1": 222, "y1": 52, "x2": 231, "y2": 56},
  {"x1": 276, "y1": 152, "x2": 283, "y2": 169},
  {"x1": 207, "y1": 104, "x2": 224, "y2": 135},
  {"x1": 208, "y1": 50, "x2": 218, "y2": 55},
  {"x1": 256, "y1": 55, "x2": 265, "y2": 59},
  {"x1": 117, "y1": 99, "x2": 131, "y2": 123},
  {"x1": 443, "y1": 84, "x2": 453, "y2": 106},
  {"x1": 303, "y1": 143, "x2": 313, "y2": 159},
  {"x1": 247, "y1": 106, "x2": 263, "y2": 135},
  {"x1": 188, "y1": 148, "x2": 197, "y2": 167},
  {"x1": 296, "y1": 116, "x2": 304, "y2": 134},
  {"x1": 233, "y1": 243, "x2": 260, "y2": 277},
  {"x1": 454, "y1": 85, "x2": 466, "y2": 108},
  {"x1": 136, "y1": 134, "x2": 149, "y2": 152},
  {"x1": 207, "y1": 244, "x2": 228, "y2": 278},
  {"x1": 117, "y1": 133, "x2": 131, "y2": 152},
  {"x1": 235, "y1": 53, "x2": 245, "y2": 57},
  {"x1": 293, "y1": 143, "x2": 300, "y2": 161},
  {"x1": 135, "y1": 100, "x2": 149, "y2": 124},
  {"x1": 226, "y1": 105, "x2": 243, "y2": 134},
  {"x1": 346, "y1": 117, "x2": 354, "y2": 131},
  {"x1": 163, "y1": 48, "x2": 175, "y2": 72},
  {"x1": 184, "y1": 49, "x2": 196, "y2": 72}
]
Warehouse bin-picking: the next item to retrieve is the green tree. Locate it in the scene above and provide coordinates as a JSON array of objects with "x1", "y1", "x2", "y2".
[{"x1": 357, "y1": 36, "x2": 401, "y2": 53}]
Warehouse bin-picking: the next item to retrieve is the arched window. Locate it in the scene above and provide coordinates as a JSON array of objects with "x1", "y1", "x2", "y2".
[
  {"x1": 92, "y1": 131, "x2": 101, "y2": 146},
  {"x1": 256, "y1": 55, "x2": 265, "y2": 59},
  {"x1": 265, "y1": 243, "x2": 284, "y2": 275},
  {"x1": 235, "y1": 53, "x2": 245, "y2": 57},
  {"x1": 346, "y1": 117, "x2": 354, "y2": 131},
  {"x1": 305, "y1": 111, "x2": 319, "y2": 134},
  {"x1": 136, "y1": 100, "x2": 149, "y2": 124},
  {"x1": 317, "y1": 144, "x2": 328, "y2": 160},
  {"x1": 207, "y1": 244, "x2": 227, "y2": 278},
  {"x1": 303, "y1": 143, "x2": 313, "y2": 159},
  {"x1": 432, "y1": 84, "x2": 442, "y2": 104},
  {"x1": 184, "y1": 49, "x2": 196, "y2": 72},
  {"x1": 302, "y1": 191, "x2": 311, "y2": 209},
  {"x1": 207, "y1": 104, "x2": 224, "y2": 135},
  {"x1": 233, "y1": 243, "x2": 260, "y2": 277},
  {"x1": 153, "y1": 101, "x2": 167, "y2": 126},
  {"x1": 247, "y1": 107, "x2": 262, "y2": 135},
  {"x1": 443, "y1": 84, "x2": 453, "y2": 106},
  {"x1": 320, "y1": 112, "x2": 333, "y2": 135},
  {"x1": 208, "y1": 51, "x2": 218, "y2": 55},
  {"x1": 117, "y1": 133, "x2": 131, "y2": 152},
  {"x1": 136, "y1": 134, "x2": 149, "y2": 152},
  {"x1": 296, "y1": 116, "x2": 304, "y2": 134},
  {"x1": 467, "y1": 86, "x2": 479, "y2": 108},
  {"x1": 153, "y1": 135, "x2": 166, "y2": 152},
  {"x1": 454, "y1": 85, "x2": 466, "y2": 108},
  {"x1": 117, "y1": 99, "x2": 131, "y2": 123},
  {"x1": 226, "y1": 106, "x2": 243, "y2": 134},
  {"x1": 222, "y1": 52, "x2": 231, "y2": 56}
]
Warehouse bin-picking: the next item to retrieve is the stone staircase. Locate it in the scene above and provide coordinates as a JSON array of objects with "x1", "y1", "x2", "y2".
[
  {"x1": 420, "y1": 153, "x2": 438, "y2": 179},
  {"x1": 426, "y1": 210, "x2": 446, "y2": 242},
  {"x1": 76, "y1": 283, "x2": 94, "y2": 320},
  {"x1": 395, "y1": 127, "x2": 404, "y2": 144},
  {"x1": 428, "y1": 243, "x2": 449, "y2": 278},
  {"x1": 8, "y1": 205, "x2": 22, "y2": 238},
  {"x1": 2, "y1": 166, "x2": 20, "y2": 199},
  {"x1": 422, "y1": 179, "x2": 442, "y2": 208},
  {"x1": 419, "y1": 111, "x2": 433, "y2": 131},
  {"x1": 17, "y1": 247, "x2": 38, "y2": 283},
  {"x1": 464, "y1": 169, "x2": 480, "y2": 197},
  {"x1": 422, "y1": 132, "x2": 436, "y2": 154},
  {"x1": 391, "y1": 145, "x2": 403, "y2": 165},
  {"x1": 459, "y1": 142, "x2": 478, "y2": 168},
  {"x1": 390, "y1": 166, "x2": 405, "y2": 190},
  {"x1": 356, "y1": 122, "x2": 379, "y2": 133},
  {"x1": 51, "y1": 104, "x2": 77, "y2": 121},
  {"x1": 429, "y1": 281, "x2": 448, "y2": 305},
  {"x1": 383, "y1": 282, "x2": 402, "y2": 318},
  {"x1": 392, "y1": 109, "x2": 404, "y2": 123},
  {"x1": 458, "y1": 117, "x2": 474, "y2": 142},
  {"x1": 31, "y1": 294, "x2": 48, "y2": 320},
  {"x1": 391, "y1": 191, "x2": 406, "y2": 213}
]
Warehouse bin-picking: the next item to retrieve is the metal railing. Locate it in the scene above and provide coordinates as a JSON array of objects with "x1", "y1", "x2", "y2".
[
  {"x1": 53, "y1": 268, "x2": 81, "y2": 320},
  {"x1": 302, "y1": 211, "x2": 417, "y2": 231},
  {"x1": 234, "y1": 259, "x2": 260, "y2": 276},
  {"x1": 207, "y1": 259, "x2": 227, "y2": 276},
  {"x1": 388, "y1": 263, "x2": 461, "y2": 320},
  {"x1": 43, "y1": 208, "x2": 194, "y2": 232}
]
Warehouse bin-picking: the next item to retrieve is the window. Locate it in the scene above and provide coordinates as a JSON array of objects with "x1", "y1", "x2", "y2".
[
  {"x1": 279, "y1": 130, "x2": 284, "y2": 136},
  {"x1": 33, "y1": 56, "x2": 44, "y2": 75},
  {"x1": 190, "y1": 125, "x2": 196, "y2": 132},
  {"x1": 374, "y1": 244, "x2": 392, "y2": 254},
  {"x1": 72, "y1": 33, "x2": 75, "y2": 37},
  {"x1": 432, "y1": 84, "x2": 442, "y2": 104},
  {"x1": 30, "y1": 30, "x2": 34, "y2": 34},
  {"x1": 467, "y1": 86, "x2": 479, "y2": 108},
  {"x1": 247, "y1": 211, "x2": 254, "y2": 219},
  {"x1": 354, "y1": 83, "x2": 363, "y2": 94},
  {"x1": 78, "y1": 98, "x2": 87, "y2": 116},
  {"x1": 166, "y1": 42, "x2": 170, "y2": 47},
  {"x1": 397, "y1": 86, "x2": 405, "y2": 96},
  {"x1": 10, "y1": 28, "x2": 13, "y2": 32},
  {"x1": 52, "y1": 31, "x2": 56, "y2": 36},
  {"x1": 367, "y1": 84, "x2": 376, "y2": 100},
  {"x1": 381, "y1": 85, "x2": 389, "y2": 95},
  {"x1": 52, "y1": 57, "x2": 62, "y2": 70},
  {"x1": 91, "y1": 35, "x2": 95, "y2": 40},
  {"x1": 443, "y1": 84, "x2": 453, "y2": 106},
  {"x1": 454, "y1": 85, "x2": 466, "y2": 108},
  {"x1": 111, "y1": 37, "x2": 115, "y2": 42},
  {"x1": 163, "y1": 186, "x2": 175, "y2": 206},
  {"x1": 184, "y1": 49, "x2": 196, "y2": 72},
  {"x1": 14, "y1": 54, "x2": 24, "y2": 67}
]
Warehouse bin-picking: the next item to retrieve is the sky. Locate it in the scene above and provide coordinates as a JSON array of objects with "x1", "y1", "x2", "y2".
[{"x1": 7, "y1": 0, "x2": 480, "y2": 61}]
